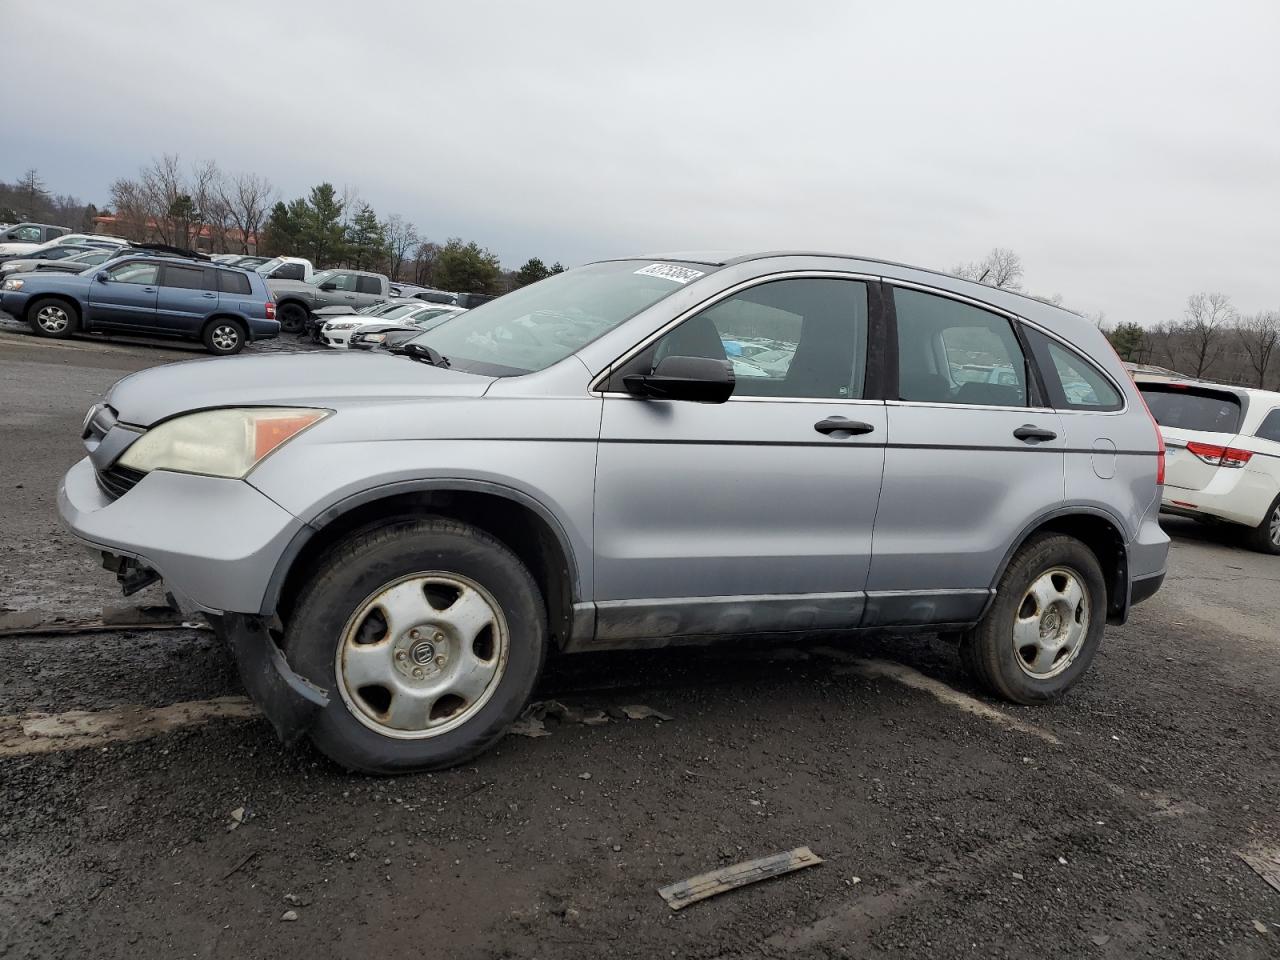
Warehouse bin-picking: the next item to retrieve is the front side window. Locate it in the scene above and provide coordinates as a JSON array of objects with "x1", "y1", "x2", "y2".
[
  {"x1": 14, "y1": 226, "x2": 41, "y2": 242},
  {"x1": 1254, "y1": 409, "x2": 1280, "y2": 443},
  {"x1": 323, "y1": 272, "x2": 358, "y2": 291},
  {"x1": 894, "y1": 288, "x2": 1028, "y2": 407},
  {"x1": 106, "y1": 261, "x2": 159, "y2": 285},
  {"x1": 636, "y1": 277, "x2": 868, "y2": 399},
  {"x1": 407, "y1": 260, "x2": 714, "y2": 375},
  {"x1": 1024, "y1": 328, "x2": 1123, "y2": 410}
]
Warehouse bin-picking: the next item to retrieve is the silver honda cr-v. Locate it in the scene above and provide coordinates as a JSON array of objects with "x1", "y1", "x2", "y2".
[{"x1": 60, "y1": 252, "x2": 1169, "y2": 772}]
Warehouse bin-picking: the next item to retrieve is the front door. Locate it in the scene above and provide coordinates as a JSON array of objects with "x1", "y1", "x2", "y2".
[
  {"x1": 592, "y1": 275, "x2": 887, "y2": 645},
  {"x1": 866, "y1": 285, "x2": 1066, "y2": 626},
  {"x1": 86, "y1": 259, "x2": 160, "y2": 329}
]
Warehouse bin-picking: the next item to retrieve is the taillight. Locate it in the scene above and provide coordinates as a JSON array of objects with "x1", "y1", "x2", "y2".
[
  {"x1": 1186, "y1": 442, "x2": 1253, "y2": 468},
  {"x1": 265, "y1": 301, "x2": 276, "y2": 320}
]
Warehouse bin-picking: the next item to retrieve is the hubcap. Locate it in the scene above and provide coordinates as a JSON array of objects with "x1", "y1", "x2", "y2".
[
  {"x1": 1012, "y1": 566, "x2": 1089, "y2": 680},
  {"x1": 1270, "y1": 506, "x2": 1280, "y2": 547},
  {"x1": 36, "y1": 305, "x2": 69, "y2": 332},
  {"x1": 335, "y1": 573, "x2": 508, "y2": 739},
  {"x1": 211, "y1": 325, "x2": 239, "y2": 351}
]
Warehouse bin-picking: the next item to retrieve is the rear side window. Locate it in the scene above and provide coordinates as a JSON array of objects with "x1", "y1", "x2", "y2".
[
  {"x1": 1023, "y1": 328, "x2": 1123, "y2": 411},
  {"x1": 356, "y1": 276, "x2": 381, "y2": 295},
  {"x1": 160, "y1": 264, "x2": 208, "y2": 290},
  {"x1": 217, "y1": 270, "x2": 252, "y2": 295},
  {"x1": 893, "y1": 288, "x2": 1028, "y2": 407},
  {"x1": 1139, "y1": 384, "x2": 1243, "y2": 434},
  {"x1": 1255, "y1": 409, "x2": 1280, "y2": 443}
]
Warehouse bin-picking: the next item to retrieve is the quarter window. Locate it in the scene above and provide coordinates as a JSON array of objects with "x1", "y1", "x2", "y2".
[
  {"x1": 217, "y1": 270, "x2": 252, "y2": 295},
  {"x1": 635, "y1": 278, "x2": 868, "y2": 399},
  {"x1": 894, "y1": 288, "x2": 1028, "y2": 407},
  {"x1": 1256, "y1": 409, "x2": 1280, "y2": 443},
  {"x1": 1024, "y1": 328, "x2": 1124, "y2": 411}
]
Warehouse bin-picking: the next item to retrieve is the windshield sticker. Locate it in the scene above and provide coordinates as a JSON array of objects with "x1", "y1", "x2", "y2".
[{"x1": 634, "y1": 263, "x2": 706, "y2": 284}]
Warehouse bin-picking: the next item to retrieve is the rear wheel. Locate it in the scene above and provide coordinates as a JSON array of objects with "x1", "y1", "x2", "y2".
[
  {"x1": 960, "y1": 534, "x2": 1106, "y2": 704},
  {"x1": 277, "y1": 301, "x2": 307, "y2": 335},
  {"x1": 27, "y1": 298, "x2": 79, "y2": 338},
  {"x1": 284, "y1": 517, "x2": 547, "y2": 773},
  {"x1": 202, "y1": 318, "x2": 246, "y2": 356},
  {"x1": 1244, "y1": 495, "x2": 1280, "y2": 555}
]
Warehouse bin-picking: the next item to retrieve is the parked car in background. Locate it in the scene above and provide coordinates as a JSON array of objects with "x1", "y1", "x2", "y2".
[
  {"x1": 1, "y1": 256, "x2": 278, "y2": 355},
  {"x1": 0, "y1": 222, "x2": 70, "y2": 254},
  {"x1": 1137, "y1": 378, "x2": 1280, "y2": 553},
  {"x1": 213, "y1": 254, "x2": 271, "y2": 269},
  {"x1": 347, "y1": 307, "x2": 466, "y2": 351},
  {"x1": 57, "y1": 252, "x2": 1167, "y2": 773},
  {"x1": 321, "y1": 303, "x2": 464, "y2": 348},
  {"x1": 0, "y1": 247, "x2": 117, "y2": 278},
  {"x1": 0, "y1": 234, "x2": 126, "y2": 263},
  {"x1": 0, "y1": 244, "x2": 112, "y2": 274},
  {"x1": 269, "y1": 268, "x2": 391, "y2": 335},
  {"x1": 255, "y1": 256, "x2": 315, "y2": 283}
]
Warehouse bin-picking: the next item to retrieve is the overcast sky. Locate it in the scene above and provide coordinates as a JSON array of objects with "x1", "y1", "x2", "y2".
[{"x1": 9, "y1": 0, "x2": 1279, "y2": 324}]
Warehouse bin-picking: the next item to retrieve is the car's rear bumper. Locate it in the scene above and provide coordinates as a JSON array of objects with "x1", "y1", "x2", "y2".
[
  {"x1": 1161, "y1": 471, "x2": 1275, "y2": 527},
  {"x1": 1129, "y1": 569, "x2": 1165, "y2": 607},
  {"x1": 57, "y1": 456, "x2": 304, "y2": 614},
  {"x1": 248, "y1": 318, "x2": 280, "y2": 341}
]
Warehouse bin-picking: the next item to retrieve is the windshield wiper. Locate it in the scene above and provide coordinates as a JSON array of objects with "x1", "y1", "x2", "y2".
[{"x1": 402, "y1": 342, "x2": 451, "y2": 368}]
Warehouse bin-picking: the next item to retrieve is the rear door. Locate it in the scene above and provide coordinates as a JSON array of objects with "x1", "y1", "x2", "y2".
[
  {"x1": 592, "y1": 274, "x2": 886, "y2": 644},
  {"x1": 867, "y1": 285, "x2": 1065, "y2": 626},
  {"x1": 1137, "y1": 383, "x2": 1245, "y2": 492},
  {"x1": 85, "y1": 259, "x2": 160, "y2": 329},
  {"x1": 155, "y1": 262, "x2": 218, "y2": 333}
]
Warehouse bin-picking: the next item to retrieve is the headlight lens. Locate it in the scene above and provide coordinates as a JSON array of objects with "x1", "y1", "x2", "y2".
[
  {"x1": 327, "y1": 322, "x2": 356, "y2": 331},
  {"x1": 2, "y1": 278, "x2": 23, "y2": 290},
  {"x1": 363, "y1": 333, "x2": 387, "y2": 343},
  {"x1": 117, "y1": 407, "x2": 330, "y2": 479}
]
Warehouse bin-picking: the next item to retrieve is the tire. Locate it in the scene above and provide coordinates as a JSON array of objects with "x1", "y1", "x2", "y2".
[
  {"x1": 26, "y1": 297, "x2": 79, "y2": 338},
  {"x1": 960, "y1": 533, "x2": 1106, "y2": 704},
  {"x1": 202, "y1": 318, "x2": 247, "y2": 356},
  {"x1": 285, "y1": 517, "x2": 547, "y2": 774},
  {"x1": 1244, "y1": 495, "x2": 1280, "y2": 555},
  {"x1": 277, "y1": 301, "x2": 307, "y2": 335}
]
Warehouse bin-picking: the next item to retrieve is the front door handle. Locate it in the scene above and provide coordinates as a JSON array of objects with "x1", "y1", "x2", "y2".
[
  {"x1": 202, "y1": 292, "x2": 216, "y2": 299},
  {"x1": 814, "y1": 417, "x2": 875, "y2": 436},
  {"x1": 1013, "y1": 425, "x2": 1057, "y2": 442}
]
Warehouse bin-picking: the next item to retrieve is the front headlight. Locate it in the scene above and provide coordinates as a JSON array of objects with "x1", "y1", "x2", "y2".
[
  {"x1": 362, "y1": 333, "x2": 387, "y2": 343},
  {"x1": 2, "y1": 278, "x2": 23, "y2": 291},
  {"x1": 327, "y1": 322, "x2": 356, "y2": 331},
  {"x1": 117, "y1": 407, "x2": 330, "y2": 479}
]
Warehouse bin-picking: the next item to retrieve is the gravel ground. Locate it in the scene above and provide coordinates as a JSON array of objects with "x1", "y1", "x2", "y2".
[{"x1": 1, "y1": 335, "x2": 1278, "y2": 959}]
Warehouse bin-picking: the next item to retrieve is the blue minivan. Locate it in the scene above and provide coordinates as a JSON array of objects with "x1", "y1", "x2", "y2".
[{"x1": 0, "y1": 254, "x2": 279, "y2": 355}]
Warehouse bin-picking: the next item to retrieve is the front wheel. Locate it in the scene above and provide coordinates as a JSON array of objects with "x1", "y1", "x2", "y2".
[
  {"x1": 284, "y1": 517, "x2": 547, "y2": 773},
  {"x1": 960, "y1": 533, "x2": 1106, "y2": 704},
  {"x1": 277, "y1": 302, "x2": 307, "y2": 335},
  {"x1": 27, "y1": 297, "x2": 80, "y2": 338},
  {"x1": 1244, "y1": 495, "x2": 1280, "y2": 555}
]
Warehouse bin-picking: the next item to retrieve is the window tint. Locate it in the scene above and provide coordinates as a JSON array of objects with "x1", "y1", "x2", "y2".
[
  {"x1": 356, "y1": 275, "x2": 381, "y2": 294},
  {"x1": 1255, "y1": 409, "x2": 1280, "y2": 443},
  {"x1": 894, "y1": 288, "x2": 1027, "y2": 407},
  {"x1": 1138, "y1": 384, "x2": 1242, "y2": 434},
  {"x1": 217, "y1": 270, "x2": 252, "y2": 295},
  {"x1": 105, "y1": 261, "x2": 159, "y2": 285},
  {"x1": 642, "y1": 278, "x2": 868, "y2": 399},
  {"x1": 1023, "y1": 328, "x2": 1123, "y2": 410},
  {"x1": 160, "y1": 264, "x2": 208, "y2": 290}
]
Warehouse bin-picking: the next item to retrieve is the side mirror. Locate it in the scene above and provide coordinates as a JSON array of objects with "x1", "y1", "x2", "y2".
[
  {"x1": 95, "y1": 271, "x2": 109, "y2": 283},
  {"x1": 623, "y1": 355, "x2": 735, "y2": 403},
  {"x1": 318, "y1": 281, "x2": 338, "y2": 291}
]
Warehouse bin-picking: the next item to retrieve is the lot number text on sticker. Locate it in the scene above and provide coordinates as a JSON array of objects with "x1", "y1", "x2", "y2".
[{"x1": 635, "y1": 263, "x2": 706, "y2": 284}]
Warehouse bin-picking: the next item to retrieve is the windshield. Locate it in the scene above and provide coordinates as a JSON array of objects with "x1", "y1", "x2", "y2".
[{"x1": 405, "y1": 260, "x2": 712, "y2": 375}]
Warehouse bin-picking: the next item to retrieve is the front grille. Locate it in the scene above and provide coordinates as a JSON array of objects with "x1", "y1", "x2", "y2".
[{"x1": 95, "y1": 464, "x2": 145, "y2": 500}]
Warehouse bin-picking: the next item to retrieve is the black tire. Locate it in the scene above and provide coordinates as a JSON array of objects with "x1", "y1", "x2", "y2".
[
  {"x1": 1244, "y1": 495, "x2": 1280, "y2": 555},
  {"x1": 26, "y1": 297, "x2": 80, "y2": 338},
  {"x1": 960, "y1": 533, "x2": 1106, "y2": 704},
  {"x1": 202, "y1": 318, "x2": 247, "y2": 356},
  {"x1": 285, "y1": 517, "x2": 547, "y2": 774},
  {"x1": 277, "y1": 301, "x2": 307, "y2": 335}
]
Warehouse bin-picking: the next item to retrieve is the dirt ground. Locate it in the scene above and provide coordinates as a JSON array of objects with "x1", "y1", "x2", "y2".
[{"x1": 1, "y1": 326, "x2": 1278, "y2": 959}]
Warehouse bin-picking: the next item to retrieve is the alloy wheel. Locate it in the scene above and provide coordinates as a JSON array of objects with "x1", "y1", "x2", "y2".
[
  {"x1": 1012, "y1": 566, "x2": 1090, "y2": 680},
  {"x1": 211, "y1": 324, "x2": 240, "y2": 352},
  {"x1": 1271, "y1": 505, "x2": 1280, "y2": 548},
  {"x1": 36, "y1": 305, "x2": 69, "y2": 333},
  {"x1": 335, "y1": 572, "x2": 509, "y2": 739}
]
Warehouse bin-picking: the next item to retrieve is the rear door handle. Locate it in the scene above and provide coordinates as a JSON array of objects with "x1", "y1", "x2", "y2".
[
  {"x1": 202, "y1": 292, "x2": 216, "y2": 299},
  {"x1": 814, "y1": 417, "x2": 875, "y2": 436},
  {"x1": 1013, "y1": 425, "x2": 1057, "y2": 442}
]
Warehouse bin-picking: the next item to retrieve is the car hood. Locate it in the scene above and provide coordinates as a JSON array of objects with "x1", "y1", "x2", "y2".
[
  {"x1": 106, "y1": 351, "x2": 495, "y2": 426},
  {"x1": 6, "y1": 271, "x2": 92, "y2": 290}
]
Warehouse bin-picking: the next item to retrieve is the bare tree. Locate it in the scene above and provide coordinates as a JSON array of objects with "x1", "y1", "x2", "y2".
[
  {"x1": 1237, "y1": 311, "x2": 1280, "y2": 388},
  {"x1": 219, "y1": 172, "x2": 275, "y2": 254},
  {"x1": 191, "y1": 159, "x2": 228, "y2": 252},
  {"x1": 1145, "y1": 321, "x2": 1181, "y2": 370},
  {"x1": 953, "y1": 247, "x2": 1024, "y2": 290},
  {"x1": 411, "y1": 240, "x2": 440, "y2": 286},
  {"x1": 17, "y1": 169, "x2": 47, "y2": 219},
  {"x1": 1181, "y1": 292, "x2": 1235, "y2": 379},
  {"x1": 384, "y1": 215, "x2": 419, "y2": 280}
]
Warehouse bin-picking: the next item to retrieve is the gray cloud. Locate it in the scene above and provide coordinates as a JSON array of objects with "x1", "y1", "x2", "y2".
[{"x1": 9, "y1": 0, "x2": 1279, "y2": 323}]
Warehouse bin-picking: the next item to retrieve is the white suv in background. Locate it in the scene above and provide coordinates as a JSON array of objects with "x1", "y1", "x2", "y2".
[{"x1": 1137, "y1": 379, "x2": 1280, "y2": 553}]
